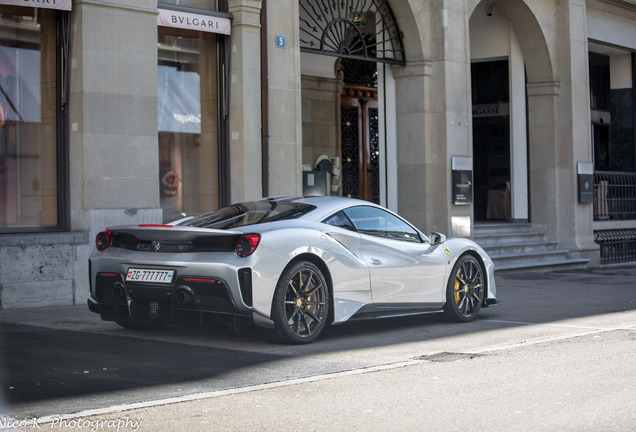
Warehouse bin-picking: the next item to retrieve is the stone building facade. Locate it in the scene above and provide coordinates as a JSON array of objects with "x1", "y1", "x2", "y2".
[{"x1": 0, "y1": 0, "x2": 634, "y2": 308}]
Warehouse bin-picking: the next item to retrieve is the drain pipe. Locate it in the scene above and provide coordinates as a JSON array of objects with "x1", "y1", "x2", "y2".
[{"x1": 260, "y1": 0, "x2": 270, "y2": 198}]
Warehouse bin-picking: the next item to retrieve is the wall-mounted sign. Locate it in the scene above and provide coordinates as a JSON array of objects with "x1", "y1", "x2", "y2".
[
  {"x1": 472, "y1": 103, "x2": 510, "y2": 118},
  {"x1": 275, "y1": 35, "x2": 287, "y2": 48},
  {"x1": 0, "y1": 0, "x2": 71, "y2": 10},
  {"x1": 158, "y1": 9, "x2": 231, "y2": 35},
  {"x1": 577, "y1": 162, "x2": 594, "y2": 204},
  {"x1": 452, "y1": 156, "x2": 473, "y2": 205}
]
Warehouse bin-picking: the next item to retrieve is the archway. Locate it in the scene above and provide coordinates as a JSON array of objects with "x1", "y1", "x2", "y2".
[
  {"x1": 299, "y1": 0, "x2": 404, "y2": 204},
  {"x1": 469, "y1": 0, "x2": 555, "y2": 223}
]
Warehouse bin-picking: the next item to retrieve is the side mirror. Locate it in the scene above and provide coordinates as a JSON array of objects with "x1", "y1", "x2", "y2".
[{"x1": 429, "y1": 232, "x2": 446, "y2": 246}]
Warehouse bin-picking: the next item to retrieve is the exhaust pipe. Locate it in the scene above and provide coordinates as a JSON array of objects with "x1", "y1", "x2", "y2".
[
  {"x1": 112, "y1": 282, "x2": 125, "y2": 300},
  {"x1": 175, "y1": 286, "x2": 194, "y2": 307}
]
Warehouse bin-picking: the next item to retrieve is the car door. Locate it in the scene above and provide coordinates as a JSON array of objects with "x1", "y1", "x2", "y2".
[{"x1": 342, "y1": 206, "x2": 448, "y2": 306}]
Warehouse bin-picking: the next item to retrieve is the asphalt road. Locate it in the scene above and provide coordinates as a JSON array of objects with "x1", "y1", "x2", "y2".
[{"x1": 1, "y1": 265, "x2": 635, "y2": 431}]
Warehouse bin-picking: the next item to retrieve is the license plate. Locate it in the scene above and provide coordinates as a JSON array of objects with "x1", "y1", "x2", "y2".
[{"x1": 126, "y1": 268, "x2": 174, "y2": 284}]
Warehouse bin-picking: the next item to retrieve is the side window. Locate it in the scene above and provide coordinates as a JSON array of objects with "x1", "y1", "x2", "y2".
[
  {"x1": 343, "y1": 206, "x2": 422, "y2": 243},
  {"x1": 323, "y1": 211, "x2": 356, "y2": 232}
]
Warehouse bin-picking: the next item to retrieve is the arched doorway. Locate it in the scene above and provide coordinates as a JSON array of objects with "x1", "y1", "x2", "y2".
[
  {"x1": 469, "y1": 0, "x2": 530, "y2": 222},
  {"x1": 299, "y1": 0, "x2": 404, "y2": 204}
]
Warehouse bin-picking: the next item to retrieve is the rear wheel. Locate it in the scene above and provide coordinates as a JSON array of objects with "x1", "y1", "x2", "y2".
[
  {"x1": 269, "y1": 261, "x2": 330, "y2": 344},
  {"x1": 442, "y1": 255, "x2": 485, "y2": 322}
]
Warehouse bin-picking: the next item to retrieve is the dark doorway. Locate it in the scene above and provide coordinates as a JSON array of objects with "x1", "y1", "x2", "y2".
[
  {"x1": 593, "y1": 123, "x2": 611, "y2": 171},
  {"x1": 472, "y1": 59, "x2": 511, "y2": 221}
]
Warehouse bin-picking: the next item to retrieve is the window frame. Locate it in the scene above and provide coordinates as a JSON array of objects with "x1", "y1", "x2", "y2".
[
  {"x1": 324, "y1": 205, "x2": 425, "y2": 243},
  {"x1": 0, "y1": 9, "x2": 70, "y2": 234}
]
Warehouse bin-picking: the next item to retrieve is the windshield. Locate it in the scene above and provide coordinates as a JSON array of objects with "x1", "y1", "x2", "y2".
[{"x1": 179, "y1": 198, "x2": 316, "y2": 229}]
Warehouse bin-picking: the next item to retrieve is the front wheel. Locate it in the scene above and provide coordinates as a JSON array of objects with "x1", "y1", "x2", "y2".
[
  {"x1": 442, "y1": 255, "x2": 485, "y2": 322},
  {"x1": 269, "y1": 261, "x2": 330, "y2": 344}
]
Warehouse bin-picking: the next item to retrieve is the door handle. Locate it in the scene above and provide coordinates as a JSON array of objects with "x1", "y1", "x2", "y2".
[{"x1": 370, "y1": 258, "x2": 382, "y2": 265}]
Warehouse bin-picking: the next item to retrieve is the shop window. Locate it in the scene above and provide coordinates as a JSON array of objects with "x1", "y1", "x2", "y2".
[
  {"x1": 589, "y1": 53, "x2": 610, "y2": 111},
  {"x1": 0, "y1": 7, "x2": 65, "y2": 231},
  {"x1": 158, "y1": 27, "x2": 219, "y2": 223},
  {"x1": 589, "y1": 51, "x2": 635, "y2": 173}
]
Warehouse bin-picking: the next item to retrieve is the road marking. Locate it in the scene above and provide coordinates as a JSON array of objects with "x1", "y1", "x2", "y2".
[
  {"x1": 31, "y1": 360, "x2": 423, "y2": 425},
  {"x1": 468, "y1": 323, "x2": 636, "y2": 355},
  {"x1": 484, "y1": 318, "x2": 629, "y2": 329}
]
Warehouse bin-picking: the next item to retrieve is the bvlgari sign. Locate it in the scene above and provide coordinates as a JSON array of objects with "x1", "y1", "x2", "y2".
[
  {"x1": 0, "y1": 0, "x2": 71, "y2": 10},
  {"x1": 158, "y1": 9, "x2": 231, "y2": 35}
]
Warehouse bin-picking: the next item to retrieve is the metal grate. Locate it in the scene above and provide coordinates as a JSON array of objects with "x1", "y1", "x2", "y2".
[
  {"x1": 342, "y1": 58, "x2": 378, "y2": 87},
  {"x1": 299, "y1": 0, "x2": 405, "y2": 65},
  {"x1": 341, "y1": 105, "x2": 360, "y2": 198},
  {"x1": 415, "y1": 352, "x2": 481, "y2": 362},
  {"x1": 594, "y1": 229, "x2": 636, "y2": 264},
  {"x1": 594, "y1": 172, "x2": 636, "y2": 221},
  {"x1": 369, "y1": 107, "x2": 380, "y2": 204}
]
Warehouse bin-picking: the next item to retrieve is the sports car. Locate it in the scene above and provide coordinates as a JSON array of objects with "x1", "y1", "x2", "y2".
[{"x1": 88, "y1": 196, "x2": 497, "y2": 344}]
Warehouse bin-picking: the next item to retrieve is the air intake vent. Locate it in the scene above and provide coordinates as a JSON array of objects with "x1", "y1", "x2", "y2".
[{"x1": 238, "y1": 268, "x2": 253, "y2": 307}]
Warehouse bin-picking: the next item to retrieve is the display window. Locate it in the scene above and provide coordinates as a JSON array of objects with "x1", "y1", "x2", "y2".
[
  {"x1": 158, "y1": 25, "x2": 219, "y2": 223},
  {"x1": 0, "y1": 6, "x2": 63, "y2": 230}
]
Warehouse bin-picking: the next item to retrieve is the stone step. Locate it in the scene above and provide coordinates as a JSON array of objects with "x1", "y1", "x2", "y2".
[
  {"x1": 474, "y1": 230, "x2": 546, "y2": 246},
  {"x1": 490, "y1": 249, "x2": 572, "y2": 267},
  {"x1": 480, "y1": 240, "x2": 559, "y2": 256},
  {"x1": 474, "y1": 223, "x2": 590, "y2": 273},
  {"x1": 473, "y1": 222, "x2": 534, "y2": 236},
  {"x1": 494, "y1": 258, "x2": 591, "y2": 273}
]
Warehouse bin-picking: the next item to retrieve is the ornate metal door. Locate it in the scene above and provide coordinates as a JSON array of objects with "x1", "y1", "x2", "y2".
[{"x1": 341, "y1": 85, "x2": 379, "y2": 203}]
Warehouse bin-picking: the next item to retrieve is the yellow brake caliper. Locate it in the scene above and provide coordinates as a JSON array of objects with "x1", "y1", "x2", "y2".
[
  {"x1": 300, "y1": 277, "x2": 311, "y2": 310},
  {"x1": 454, "y1": 278, "x2": 461, "y2": 304}
]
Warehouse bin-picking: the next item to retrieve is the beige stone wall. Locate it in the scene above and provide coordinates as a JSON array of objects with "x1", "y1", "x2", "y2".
[
  {"x1": 265, "y1": 0, "x2": 304, "y2": 196},
  {"x1": 301, "y1": 76, "x2": 340, "y2": 170},
  {"x1": 69, "y1": 0, "x2": 159, "y2": 217},
  {"x1": 228, "y1": 0, "x2": 263, "y2": 201},
  {"x1": 390, "y1": 0, "x2": 474, "y2": 235}
]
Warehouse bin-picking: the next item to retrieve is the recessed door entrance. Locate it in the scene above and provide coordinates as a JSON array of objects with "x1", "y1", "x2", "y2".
[
  {"x1": 341, "y1": 83, "x2": 379, "y2": 203},
  {"x1": 472, "y1": 59, "x2": 512, "y2": 221}
]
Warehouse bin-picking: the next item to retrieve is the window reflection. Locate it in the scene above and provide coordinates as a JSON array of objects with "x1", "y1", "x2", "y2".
[
  {"x1": 158, "y1": 29, "x2": 218, "y2": 223},
  {"x1": 0, "y1": 9, "x2": 57, "y2": 228}
]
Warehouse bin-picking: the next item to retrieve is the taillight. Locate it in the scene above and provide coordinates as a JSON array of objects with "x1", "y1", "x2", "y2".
[
  {"x1": 236, "y1": 234, "x2": 260, "y2": 257},
  {"x1": 95, "y1": 231, "x2": 112, "y2": 251}
]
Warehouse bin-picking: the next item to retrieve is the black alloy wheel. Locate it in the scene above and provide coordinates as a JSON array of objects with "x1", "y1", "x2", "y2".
[
  {"x1": 270, "y1": 261, "x2": 330, "y2": 344},
  {"x1": 442, "y1": 254, "x2": 485, "y2": 322}
]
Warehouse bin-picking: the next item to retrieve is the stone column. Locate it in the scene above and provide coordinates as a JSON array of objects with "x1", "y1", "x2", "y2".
[
  {"x1": 228, "y1": 0, "x2": 263, "y2": 201},
  {"x1": 555, "y1": 0, "x2": 599, "y2": 263},
  {"x1": 527, "y1": 81, "x2": 561, "y2": 237},
  {"x1": 393, "y1": 61, "x2": 436, "y2": 232},
  {"x1": 69, "y1": 1, "x2": 162, "y2": 305},
  {"x1": 266, "y1": 0, "x2": 304, "y2": 196},
  {"x1": 393, "y1": 0, "x2": 473, "y2": 237},
  {"x1": 527, "y1": 0, "x2": 599, "y2": 264},
  {"x1": 70, "y1": 0, "x2": 160, "y2": 221}
]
